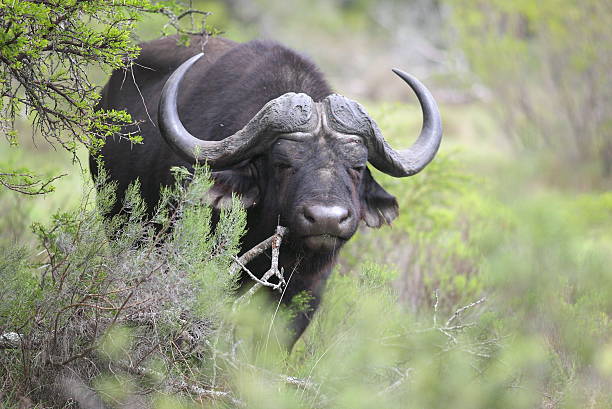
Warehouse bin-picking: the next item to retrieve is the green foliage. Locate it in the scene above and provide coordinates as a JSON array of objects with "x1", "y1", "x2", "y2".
[
  {"x1": 445, "y1": 0, "x2": 612, "y2": 179},
  {"x1": 478, "y1": 191, "x2": 612, "y2": 401},
  {"x1": 0, "y1": 165, "x2": 246, "y2": 404},
  {"x1": 0, "y1": 246, "x2": 40, "y2": 327},
  {"x1": 0, "y1": 0, "x2": 209, "y2": 194},
  {"x1": 169, "y1": 166, "x2": 246, "y2": 317},
  {"x1": 288, "y1": 170, "x2": 609, "y2": 409}
]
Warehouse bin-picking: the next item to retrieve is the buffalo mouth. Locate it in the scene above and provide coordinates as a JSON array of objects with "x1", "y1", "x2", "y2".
[{"x1": 303, "y1": 234, "x2": 347, "y2": 252}]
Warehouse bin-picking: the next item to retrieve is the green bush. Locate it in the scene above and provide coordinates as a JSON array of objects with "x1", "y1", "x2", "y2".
[
  {"x1": 0, "y1": 165, "x2": 246, "y2": 405},
  {"x1": 446, "y1": 0, "x2": 612, "y2": 180},
  {"x1": 1, "y1": 101, "x2": 610, "y2": 409}
]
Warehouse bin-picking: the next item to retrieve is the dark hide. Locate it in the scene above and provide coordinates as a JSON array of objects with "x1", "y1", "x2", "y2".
[{"x1": 91, "y1": 36, "x2": 399, "y2": 348}]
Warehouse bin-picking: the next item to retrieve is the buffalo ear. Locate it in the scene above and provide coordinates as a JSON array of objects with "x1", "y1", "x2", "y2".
[
  {"x1": 206, "y1": 162, "x2": 260, "y2": 209},
  {"x1": 361, "y1": 168, "x2": 399, "y2": 228}
]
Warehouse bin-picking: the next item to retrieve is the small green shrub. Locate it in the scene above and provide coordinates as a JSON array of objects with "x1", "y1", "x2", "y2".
[{"x1": 0, "y1": 165, "x2": 246, "y2": 406}]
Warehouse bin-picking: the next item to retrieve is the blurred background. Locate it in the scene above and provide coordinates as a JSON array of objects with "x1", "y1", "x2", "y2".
[{"x1": 1, "y1": 0, "x2": 611, "y2": 407}]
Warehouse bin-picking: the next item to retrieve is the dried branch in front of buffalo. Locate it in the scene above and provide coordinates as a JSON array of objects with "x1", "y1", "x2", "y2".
[{"x1": 231, "y1": 225, "x2": 289, "y2": 311}]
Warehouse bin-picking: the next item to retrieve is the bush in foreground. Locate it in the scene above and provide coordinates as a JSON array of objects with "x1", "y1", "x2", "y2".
[{"x1": 1, "y1": 159, "x2": 611, "y2": 408}]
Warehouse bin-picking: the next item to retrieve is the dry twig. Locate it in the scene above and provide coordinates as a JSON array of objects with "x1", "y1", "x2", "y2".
[
  {"x1": 114, "y1": 360, "x2": 245, "y2": 407},
  {"x1": 232, "y1": 225, "x2": 288, "y2": 310}
]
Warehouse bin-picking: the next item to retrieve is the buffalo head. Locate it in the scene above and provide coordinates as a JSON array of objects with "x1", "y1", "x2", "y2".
[{"x1": 157, "y1": 53, "x2": 442, "y2": 253}]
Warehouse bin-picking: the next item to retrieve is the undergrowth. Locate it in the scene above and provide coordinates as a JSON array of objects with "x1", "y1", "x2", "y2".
[{"x1": 1, "y1": 151, "x2": 609, "y2": 408}]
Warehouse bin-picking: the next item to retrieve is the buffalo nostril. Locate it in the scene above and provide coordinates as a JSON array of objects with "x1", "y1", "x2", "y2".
[
  {"x1": 302, "y1": 205, "x2": 351, "y2": 228},
  {"x1": 331, "y1": 206, "x2": 350, "y2": 225},
  {"x1": 339, "y1": 210, "x2": 349, "y2": 224},
  {"x1": 304, "y1": 210, "x2": 316, "y2": 224}
]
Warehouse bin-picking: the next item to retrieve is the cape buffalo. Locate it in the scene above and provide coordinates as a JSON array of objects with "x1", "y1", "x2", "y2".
[{"x1": 90, "y1": 36, "x2": 442, "y2": 347}]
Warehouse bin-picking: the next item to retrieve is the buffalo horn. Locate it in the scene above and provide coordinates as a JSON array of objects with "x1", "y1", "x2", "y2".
[
  {"x1": 158, "y1": 53, "x2": 316, "y2": 167},
  {"x1": 366, "y1": 69, "x2": 442, "y2": 177}
]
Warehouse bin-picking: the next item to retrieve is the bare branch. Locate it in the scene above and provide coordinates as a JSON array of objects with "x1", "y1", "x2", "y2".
[
  {"x1": 159, "y1": 8, "x2": 212, "y2": 36},
  {"x1": 232, "y1": 255, "x2": 282, "y2": 291},
  {"x1": 231, "y1": 225, "x2": 289, "y2": 310},
  {"x1": 228, "y1": 225, "x2": 288, "y2": 275},
  {"x1": 114, "y1": 361, "x2": 245, "y2": 407},
  {"x1": 445, "y1": 297, "x2": 487, "y2": 328}
]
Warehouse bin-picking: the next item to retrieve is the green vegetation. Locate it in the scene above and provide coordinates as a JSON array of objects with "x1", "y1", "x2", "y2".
[
  {"x1": 1, "y1": 104, "x2": 609, "y2": 407},
  {"x1": 0, "y1": 0, "x2": 207, "y2": 194},
  {"x1": 1, "y1": 165, "x2": 248, "y2": 405},
  {"x1": 1, "y1": 0, "x2": 610, "y2": 408},
  {"x1": 448, "y1": 0, "x2": 612, "y2": 179}
]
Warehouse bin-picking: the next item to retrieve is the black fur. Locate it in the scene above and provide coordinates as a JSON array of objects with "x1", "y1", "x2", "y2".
[{"x1": 91, "y1": 36, "x2": 398, "y2": 348}]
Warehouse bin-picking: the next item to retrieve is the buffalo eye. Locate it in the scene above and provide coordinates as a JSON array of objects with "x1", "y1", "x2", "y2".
[
  {"x1": 348, "y1": 161, "x2": 366, "y2": 174},
  {"x1": 348, "y1": 164, "x2": 366, "y2": 179}
]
